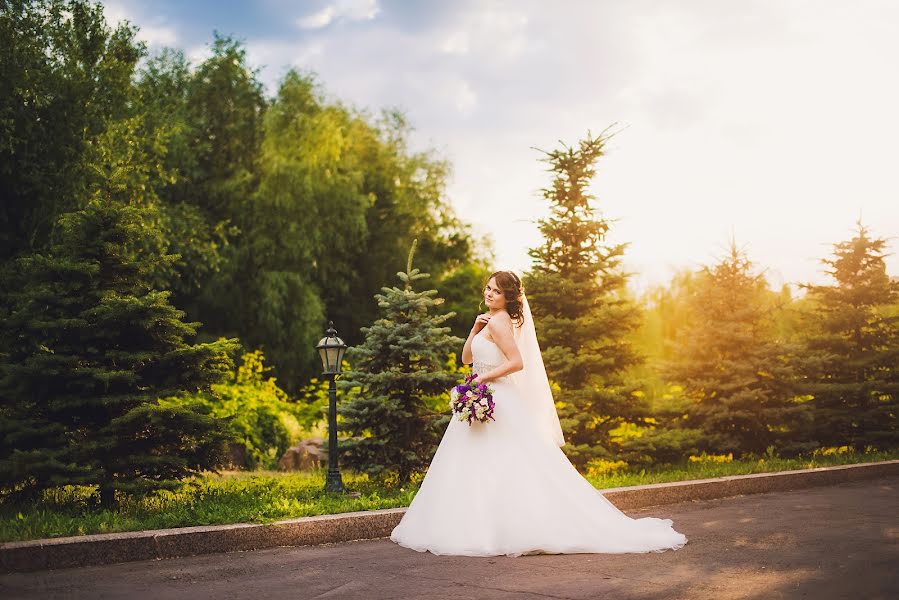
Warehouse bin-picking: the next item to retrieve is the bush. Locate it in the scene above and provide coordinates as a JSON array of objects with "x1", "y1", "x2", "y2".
[{"x1": 164, "y1": 351, "x2": 313, "y2": 470}]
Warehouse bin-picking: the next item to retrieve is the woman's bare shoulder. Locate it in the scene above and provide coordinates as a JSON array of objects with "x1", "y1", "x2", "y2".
[{"x1": 487, "y1": 310, "x2": 513, "y2": 330}]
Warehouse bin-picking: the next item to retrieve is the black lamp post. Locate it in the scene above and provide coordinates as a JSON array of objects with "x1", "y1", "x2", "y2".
[{"x1": 316, "y1": 321, "x2": 347, "y2": 493}]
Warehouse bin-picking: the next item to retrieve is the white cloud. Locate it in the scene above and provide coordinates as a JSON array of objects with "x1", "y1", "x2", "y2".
[
  {"x1": 243, "y1": 40, "x2": 325, "y2": 92},
  {"x1": 186, "y1": 43, "x2": 213, "y2": 65},
  {"x1": 137, "y1": 24, "x2": 178, "y2": 47},
  {"x1": 98, "y1": 0, "x2": 130, "y2": 27},
  {"x1": 441, "y1": 31, "x2": 469, "y2": 55},
  {"x1": 435, "y1": 6, "x2": 530, "y2": 62},
  {"x1": 297, "y1": 7, "x2": 335, "y2": 29},
  {"x1": 102, "y1": 0, "x2": 178, "y2": 48},
  {"x1": 297, "y1": 0, "x2": 380, "y2": 29},
  {"x1": 454, "y1": 79, "x2": 477, "y2": 114}
]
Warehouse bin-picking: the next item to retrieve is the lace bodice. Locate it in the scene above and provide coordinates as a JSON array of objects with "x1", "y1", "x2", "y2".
[{"x1": 472, "y1": 329, "x2": 510, "y2": 381}]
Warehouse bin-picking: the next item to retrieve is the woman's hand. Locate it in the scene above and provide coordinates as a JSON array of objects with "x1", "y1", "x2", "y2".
[
  {"x1": 472, "y1": 372, "x2": 493, "y2": 385},
  {"x1": 472, "y1": 312, "x2": 491, "y2": 333}
]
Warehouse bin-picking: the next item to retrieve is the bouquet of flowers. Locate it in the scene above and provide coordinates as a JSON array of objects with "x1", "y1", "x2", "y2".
[{"x1": 449, "y1": 373, "x2": 496, "y2": 425}]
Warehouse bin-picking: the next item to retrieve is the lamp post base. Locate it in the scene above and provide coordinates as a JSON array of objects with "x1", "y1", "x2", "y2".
[{"x1": 325, "y1": 468, "x2": 345, "y2": 493}]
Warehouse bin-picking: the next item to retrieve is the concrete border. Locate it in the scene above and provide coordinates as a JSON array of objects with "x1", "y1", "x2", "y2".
[{"x1": 2, "y1": 459, "x2": 897, "y2": 573}]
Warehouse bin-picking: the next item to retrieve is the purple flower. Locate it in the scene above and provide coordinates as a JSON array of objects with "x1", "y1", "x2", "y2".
[{"x1": 449, "y1": 373, "x2": 497, "y2": 425}]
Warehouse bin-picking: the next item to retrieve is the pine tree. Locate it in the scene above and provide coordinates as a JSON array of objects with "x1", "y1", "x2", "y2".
[
  {"x1": 795, "y1": 220, "x2": 899, "y2": 451},
  {"x1": 338, "y1": 240, "x2": 463, "y2": 483},
  {"x1": 0, "y1": 197, "x2": 240, "y2": 507},
  {"x1": 661, "y1": 239, "x2": 812, "y2": 457},
  {"x1": 523, "y1": 130, "x2": 649, "y2": 468}
]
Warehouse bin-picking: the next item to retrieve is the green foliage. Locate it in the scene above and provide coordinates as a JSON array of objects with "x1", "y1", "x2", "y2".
[
  {"x1": 184, "y1": 69, "x2": 481, "y2": 390},
  {"x1": 435, "y1": 261, "x2": 495, "y2": 336},
  {"x1": 523, "y1": 129, "x2": 650, "y2": 467},
  {"x1": 632, "y1": 269, "x2": 700, "y2": 366},
  {"x1": 660, "y1": 239, "x2": 812, "y2": 458},
  {"x1": 164, "y1": 350, "x2": 311, "y2": 470},
  {"x1": 338, "y1": 240, "x2": 464, "y2": 483},
  {"x1": 1, "y1": 1, "x2": 486, "y2": 395},
  {"x1": 0, "y1": 0, "x2": 144, "y2": 259},
  {"x1": 794, "y1": 220, "x2": 899, "y2": 450},
  {"x1": 335, "y1": 109, "x2": 481, "y2": 358},
  {"x1": 134, "y1": 47, "x2": 235, "y2": 299},
  {"x1": 294, "y1": 374, "x2": 334, "y2": 433},
  {"x1": 0, "y1": 195, "x2": 239, "y2": 508},
  {"x1": 201, "y1": 70, "x2": 363, "y2": 390},
  {"x1": 184, "y1": 34, "x2": 266, "y2": 223},
  {"x1": 615, "y1": 420, "x2": 704, "y2": 467}
]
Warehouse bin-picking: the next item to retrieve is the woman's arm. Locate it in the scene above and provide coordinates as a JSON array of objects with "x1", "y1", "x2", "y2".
[
  {"x1": 477, "y1": 312, "x2": 523, "y2": 383},
  {"x1": 461, "y1": 329, "x2": 476, "y2": 365},
  {"x1": 461, "y1": 313, "x2": 491, "y2": 364}
]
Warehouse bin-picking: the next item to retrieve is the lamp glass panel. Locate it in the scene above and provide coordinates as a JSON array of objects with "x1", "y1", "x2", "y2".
[{"x1": 324, "y1": 346, "x2": 340, "y2": 373}]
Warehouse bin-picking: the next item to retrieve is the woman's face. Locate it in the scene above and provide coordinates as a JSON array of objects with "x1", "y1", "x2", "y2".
[{"x1": 484, "y1": 277, "x2": 507, "y2": 310}]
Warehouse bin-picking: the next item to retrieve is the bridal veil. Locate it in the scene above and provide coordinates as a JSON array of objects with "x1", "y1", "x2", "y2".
[{"x1": 510, "y1": 290, "x2": 565, "y2": 447}]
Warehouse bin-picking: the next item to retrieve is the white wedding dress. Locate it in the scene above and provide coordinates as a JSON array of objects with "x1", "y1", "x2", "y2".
[{"x1": 390, "y1": 326, "x2": 688, "y2": 557}]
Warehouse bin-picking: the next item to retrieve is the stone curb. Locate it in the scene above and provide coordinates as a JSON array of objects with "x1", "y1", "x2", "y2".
[{"x1": 2, "y1": 459, "x2": 897, "y2": 573}]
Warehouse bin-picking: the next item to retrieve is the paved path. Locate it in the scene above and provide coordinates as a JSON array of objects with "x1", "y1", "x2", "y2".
[{"x1": 2, "y1": 475, "x2": 897, "y2": 600}]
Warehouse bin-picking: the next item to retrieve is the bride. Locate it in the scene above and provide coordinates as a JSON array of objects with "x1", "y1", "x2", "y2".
[{"x1": 390, "y1": 270, "x2": 688, "y2": 556}]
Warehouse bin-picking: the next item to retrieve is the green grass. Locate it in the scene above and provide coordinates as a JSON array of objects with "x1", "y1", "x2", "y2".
[
  {"x1": 1, "y1": 447, "x2": 896, "y2": 544},
  {"x1": 0, "y1": 471, "x2": 418, "y2": 544},
  {"x1": 583, "y1": 447, "x2": 899, "y2": 489}
]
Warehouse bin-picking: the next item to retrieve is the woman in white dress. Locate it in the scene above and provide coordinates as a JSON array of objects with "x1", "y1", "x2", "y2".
[{"x1": 390, "y1": 270, "x2": 688, "y2": 556}]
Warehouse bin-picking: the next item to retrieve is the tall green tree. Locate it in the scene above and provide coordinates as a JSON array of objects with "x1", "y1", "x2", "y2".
[
  {"x1": 0, "y1": 195, "x2": 239, "y2": 507},
  {"x1": 0, "y1": 0, "x2": 143, "y2": 260},
  {"x1": 200, "y1": 70, "x2": 369, "y2": 390},
  {"x1": 347, "y1": 110, "x2": 479, "y2": 344},
  {"x1": 338, "y1": 240, "x2": 463, "y2": 483},
  {"x1": 523, "y1": 130, "x2": 649, "y2": 467},
  {"x1": 134, "y1": 48, "x2": 232, "y2": 300},
  {"x1": 131, "y1": 37, "x2": 265, "y2": 314},
  {"x1": 611, "y1": 269, "x2": 705, "y2": 466},
  {"x1": 0, "y1": 109, "x2": 239, "y2": 506},
  {"x1": 795, "y1": 221, "x2": 899, "y2": 450},
  {"x1": 183, "y1": 33, "x2": 266, "y2": 224},
  {"x1": 661, "y1": 239, "x2": 811, "y2": 457}
]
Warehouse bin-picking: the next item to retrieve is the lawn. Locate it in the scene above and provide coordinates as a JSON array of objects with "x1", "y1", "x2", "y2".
[{"x1": 1, "y1": 447, "x2": 896, "y2": 543}]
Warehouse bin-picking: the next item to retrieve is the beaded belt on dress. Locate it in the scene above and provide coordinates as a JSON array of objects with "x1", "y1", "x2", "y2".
[{"x1": 472, "y1": 360, "x2": 510, "y2": 381}]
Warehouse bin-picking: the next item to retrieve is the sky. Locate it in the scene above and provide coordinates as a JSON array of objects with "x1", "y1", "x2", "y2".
[{"x1": 103, "y1": 0, "x2": 899, "y2": 297}]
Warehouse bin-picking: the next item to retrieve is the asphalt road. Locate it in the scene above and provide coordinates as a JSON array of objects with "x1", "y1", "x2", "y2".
[{"x1": 2, "y1": 475, "x2": 897, "y2": 600}]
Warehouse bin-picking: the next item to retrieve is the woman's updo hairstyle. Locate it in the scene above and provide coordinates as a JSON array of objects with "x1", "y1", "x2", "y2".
[{"x1": 487, "y1": 270, "x2": 524, "y2": 328}]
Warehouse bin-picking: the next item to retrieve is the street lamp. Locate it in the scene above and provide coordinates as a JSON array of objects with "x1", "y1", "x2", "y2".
[{"x1": 316, "y1": 321, "x2": 347, "y2": 493}]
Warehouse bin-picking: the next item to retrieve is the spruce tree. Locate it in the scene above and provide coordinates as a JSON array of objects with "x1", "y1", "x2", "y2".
[
  {"x1": 661, "y1": 239, "x2": 811, "y2": 457},
  {"x1": 338, "y1": 240, "x2": 463, "y2": 483},
  {"x1": 795, "y1": 220, "x2": 899, "y2": 450},
  {"x1": 523, "y1": 130, "x2": 649, "y2": 468},
  {"x1": 0, "y1": 197, "x2": 239, "y2": 507}
]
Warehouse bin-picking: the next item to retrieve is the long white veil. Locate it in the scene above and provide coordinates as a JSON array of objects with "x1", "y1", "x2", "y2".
[{"x1": 510, "y1": 292, "x2": 565, "y2": 447}]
